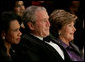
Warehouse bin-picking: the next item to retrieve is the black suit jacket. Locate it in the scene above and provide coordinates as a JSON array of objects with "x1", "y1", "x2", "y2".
[{"x1": 14, "y1": 33, "x2": 71, "y2": 61}]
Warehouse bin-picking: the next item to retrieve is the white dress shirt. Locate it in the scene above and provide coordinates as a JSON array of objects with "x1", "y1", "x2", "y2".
[
  {"x1": 45, "y1": 41, "x2": 64, "y2": 60},
  {"x1": 31, "y1": 34, "x2": 64, "y2": 60}
]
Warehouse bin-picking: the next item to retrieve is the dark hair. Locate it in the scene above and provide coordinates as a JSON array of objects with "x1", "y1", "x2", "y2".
[
  {"x1": 1, "y1": 1, "x2": 22, "y2": 11},
  {"x1": 0, "y1": 11, "x2": 21, "y2": 45},
  {"x1": 0, "y1": 11, "x2": 21, "y2": 32}
]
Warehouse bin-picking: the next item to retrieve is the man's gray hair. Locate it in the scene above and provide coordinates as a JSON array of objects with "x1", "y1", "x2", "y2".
[{"x1": 23, "y1": 5, "x2": 46, "y2": 24}]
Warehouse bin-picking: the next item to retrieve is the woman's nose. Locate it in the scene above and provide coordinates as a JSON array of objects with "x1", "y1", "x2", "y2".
[{"x1": 73, "y1": 26, "x2": 76, "y2": 32}]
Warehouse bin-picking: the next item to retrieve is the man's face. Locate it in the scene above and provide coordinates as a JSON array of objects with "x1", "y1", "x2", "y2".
[{"x1": 32, "y1": 10, "x2": 50, "y2": 37}]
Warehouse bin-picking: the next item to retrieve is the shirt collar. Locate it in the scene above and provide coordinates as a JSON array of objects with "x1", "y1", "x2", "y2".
[{"x1": 31, "y1": 33, "x2": 43, "y2": 41}]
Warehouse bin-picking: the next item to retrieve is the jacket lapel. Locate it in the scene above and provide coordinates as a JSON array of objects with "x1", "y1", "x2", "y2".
[
  {"x1": 50, "y1": 37, "x2": 71, "y2": 61},
  {"x1": 22, "y1": 34, "x2": 64, "y2": 60}
]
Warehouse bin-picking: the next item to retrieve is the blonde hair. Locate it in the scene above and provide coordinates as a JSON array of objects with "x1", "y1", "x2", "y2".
[
  {"x1": 50, "y1": 9, "x2": 77, "y2": 37},
  {"x1": 50, "y1": 9, "x2": 77, "y2": 26}
]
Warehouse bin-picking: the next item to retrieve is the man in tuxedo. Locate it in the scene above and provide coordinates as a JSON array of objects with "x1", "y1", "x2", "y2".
[{"x1": 14, "y1": 6, "x2": 71, "y2": 61}]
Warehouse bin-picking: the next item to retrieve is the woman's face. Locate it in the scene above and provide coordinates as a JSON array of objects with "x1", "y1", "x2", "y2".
[
  {"x1": 14, "y1": 1, "x2": 25, "y2": 17},
  {"x1": 60, "y1": 21, "x2": 76, "y2": 42},
  {"x1": 5, "y1": 20, "x2": 22, "y2": 44}
]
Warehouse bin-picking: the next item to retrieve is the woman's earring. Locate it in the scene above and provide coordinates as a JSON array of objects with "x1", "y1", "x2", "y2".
[
  {"x1": 2, "y1": 36, "x2": 5, "y2": 40},
  {"x1": 58, "y1": 32, "x2": 61, "y2": 35}
]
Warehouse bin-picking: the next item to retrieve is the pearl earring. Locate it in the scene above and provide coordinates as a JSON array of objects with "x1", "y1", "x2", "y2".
[
  {"x1": 58, "y1": 32, "x2": 61, "y2": 35},
  {"x1": 2, "y1": 36, "x2": 5, "y2": 40}
]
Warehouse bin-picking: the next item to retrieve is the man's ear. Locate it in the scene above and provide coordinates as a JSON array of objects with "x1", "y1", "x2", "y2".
[{"x1": 27, "y1": 22, "x2": 35, "y2": 30}]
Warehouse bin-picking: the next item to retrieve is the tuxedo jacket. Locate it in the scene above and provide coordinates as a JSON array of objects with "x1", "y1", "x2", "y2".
[{"x1": 14, "y1": 32, "x2": 71, "y2": 61}]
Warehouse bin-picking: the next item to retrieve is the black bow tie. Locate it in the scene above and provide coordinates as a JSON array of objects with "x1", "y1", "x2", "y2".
[{"x1": 43, "y1": 36, "x2": 51, "y2": 42}]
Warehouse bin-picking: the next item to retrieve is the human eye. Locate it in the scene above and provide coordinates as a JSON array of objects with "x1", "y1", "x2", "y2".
[
  {"x1": 68, "y1": 24, "x2": 72, "y2": 27},
  {"x1": 44, "y1": 19, "x2": 49, "y2": 22},
  {"x1": 12, "y1": 29, "x2": 19, "y2": 32},
  {"x1": 67, "y1": 23, "x2": 72, "y2": 28}
]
